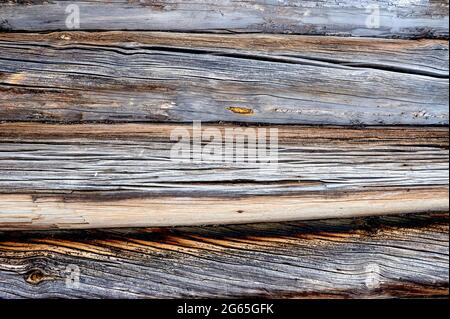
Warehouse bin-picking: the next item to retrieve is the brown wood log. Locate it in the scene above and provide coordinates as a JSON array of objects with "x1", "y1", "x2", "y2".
[
  {"x1": 0, "y1": 32, "x2": 448, "y2": 125},
  {"x1": 0, "y1": 213, "x2": 447, "y2": 298}
]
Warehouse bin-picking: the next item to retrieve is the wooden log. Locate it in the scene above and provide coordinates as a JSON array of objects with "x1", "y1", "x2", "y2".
[
  {"x1": 0, "y1": 0, "x2": 448, "y2": 39},
  {"x1": 2, "y1": 31, "x2": 449, "y2": 77},
  {"x1": 0, "y1": 213, "x2": 447, "y2": 298},
  {"x1": 0, "y1": 32, "x2": 448, "y2": 125},
  {"x1": 0, "y1": 123, "x2": 447, "y2": 230}
]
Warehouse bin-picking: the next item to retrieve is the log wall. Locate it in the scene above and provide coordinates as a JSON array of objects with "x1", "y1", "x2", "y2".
[{"x1": 0, "y1": 0, "x2": 448, "y2": 298}]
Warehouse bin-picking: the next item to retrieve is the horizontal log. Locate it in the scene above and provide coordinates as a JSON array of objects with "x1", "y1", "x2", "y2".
[
  {"x1": 0, "y1": 32, "x2": 448, "y2": 125},
  {"x1": 0, "y1": 213, "x2": 448, "y2": 298},
  {"x1": 0, "y1": 0, "x2": 448, "y2": 38},
  {"x1": 0, "y1": 123, "x2": 448, "y2": 230},
  {"x1": 2, "y1": 32, "x2": 449, "y2": 77}
]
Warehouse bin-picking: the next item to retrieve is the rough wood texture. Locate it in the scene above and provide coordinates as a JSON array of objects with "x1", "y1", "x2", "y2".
[
  {"x1": 0, "y1": 0, "x2": 448, "y2": 39},
  {"x1": 0, "y1": 1, "x2": 448, "y2": 301},
  {"x1": 0, "y1": 123, "x2": 447, "y2": 230},
  {"x1": 0, "y1": 213, "x2": 447, "y2": 298},
  {"x1": 0, "y1": 32, "x2": 448, "y2": 125}
]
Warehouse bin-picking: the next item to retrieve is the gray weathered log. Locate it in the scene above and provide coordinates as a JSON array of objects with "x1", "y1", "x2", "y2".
[
  {"x1": 0, "y1": 0, "x2": 448, "y2": 301},
  {"x1": 0, "y1": 0, "x2": 448, "y2": 38},
  {"x1": 0, "y1": 213, "x2": 447, "y2": 298},
  {"x1": 0, "y1": 123, "x2": 448, "y2": 230},
  {"x1": 0, "y1": 32, "x2": 448, "y2": 125}
]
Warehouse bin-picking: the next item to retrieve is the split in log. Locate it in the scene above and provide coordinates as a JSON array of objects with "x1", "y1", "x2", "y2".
[
  {"x1": 0, "y1": 32, "x2": 448, "y2": 125},
  {"x1": 0, "y1": 123, "x2": 448, "y2": 230},
  {"x1": 0, "y1": 213, "x2": 447, "y2": 298},
  {"x1": 0, "y1": 0, "x2": 448, "y2": 38}
]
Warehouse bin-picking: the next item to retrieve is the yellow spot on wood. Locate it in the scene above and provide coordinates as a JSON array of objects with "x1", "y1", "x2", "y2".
[
  {"x1": 7, "y1": 72, "x2": 26, "y2": 85},
  {"x1": 227, "y1": 106, "x2": 254, "y2": 115}
]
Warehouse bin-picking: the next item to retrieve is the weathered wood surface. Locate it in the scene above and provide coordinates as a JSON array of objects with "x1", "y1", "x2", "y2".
[
  {"x1": 0, "y1": 213, "x2": 447, "y2": 298},
  {"x1": 0, "y1": 123, "x2": 447, "y2": 230},
  {"x1": 2, "y1": 31, "x2": 449, "y2": 77},
  {"x1": 0, "y1": 32, "x2": 448, "y2": 125},
  {"x1": 0, "y1": 1, "x2": 448, "y2": 301},
  {"x1": 0, "y1": 0, "x2": 448, "y2": 39}
]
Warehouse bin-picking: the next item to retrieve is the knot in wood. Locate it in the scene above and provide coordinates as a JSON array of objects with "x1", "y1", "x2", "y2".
[{"x1": 25, "y1": 269, "x2": 46, "y2": 285}]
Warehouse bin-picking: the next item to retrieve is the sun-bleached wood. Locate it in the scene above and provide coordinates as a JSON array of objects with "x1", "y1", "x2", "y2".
[
  {"x1": 0, "y1": 189, "x2": 448, "y2": 230},
  {"x1": 0, "y1": 0, "x2": 448, "y2": 38}
]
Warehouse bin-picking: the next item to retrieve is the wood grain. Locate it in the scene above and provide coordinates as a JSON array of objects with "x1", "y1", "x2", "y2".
[
  {"x1": 0, "y1": 123, "x2": 447, "y2": 230},
  {"x1": 0, "y1": 1, "x2": 448, "y2": 301},
  {"x1": 0, "y1": 213, "x2": 447, "y2": 298},
  {"x1": 0, "y1": 32, "x2": 448, "y2": 125},
  {"x1": 0, "y1": 0, "x2": 448, "y2": 39}
]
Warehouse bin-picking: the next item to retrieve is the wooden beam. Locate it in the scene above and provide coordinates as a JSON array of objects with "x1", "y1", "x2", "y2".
[
  {"x1": 0, "y1": 123, "x2": 447, "y2": 230},
  {"x1": 0, "y1": 213, "x2": 447, "y2": 298},
  {"x1": 0, "y1": 32, "x2": 448, "y2": 125},
  {"x1": 0, "y1": 0, "x2": 448, "y2": 38}
]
